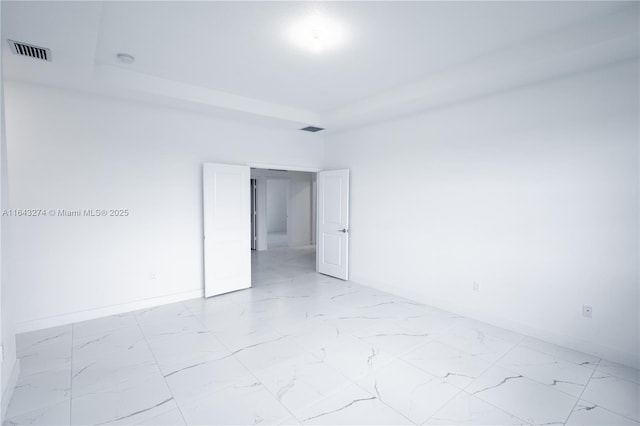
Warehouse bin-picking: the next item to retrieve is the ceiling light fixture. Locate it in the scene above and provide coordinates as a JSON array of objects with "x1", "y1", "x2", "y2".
[
  {"x1": 288, "y1": 12, "x2": 345, "y2": 53},
  {"x1": 116, "y1": 53, "x2": 135, "y2": 64}
]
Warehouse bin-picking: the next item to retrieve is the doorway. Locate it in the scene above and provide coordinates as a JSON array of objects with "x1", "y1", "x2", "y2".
[
  {"x1": 249, "y1": 167, "x2": 317, "y2": 285},
  {"x1": 203, "y1": 163, "x2": 349, "y2": 297}
]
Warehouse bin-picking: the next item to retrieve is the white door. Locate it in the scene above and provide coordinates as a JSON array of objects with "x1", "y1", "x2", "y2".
[
  {"x1": 203, "y1": 163, "x2": 251, "y2": 297},
  {"x1": 317, "y1": 169, "x2": 349, "y2": 280}
]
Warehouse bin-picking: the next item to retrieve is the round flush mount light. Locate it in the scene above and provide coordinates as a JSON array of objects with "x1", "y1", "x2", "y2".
[
  {"x1": 288, "y1": 12, "x2": 346, "y2": 53},
  {"x1": 116, "y1": 53, "x2": 135, "y2": 64}
]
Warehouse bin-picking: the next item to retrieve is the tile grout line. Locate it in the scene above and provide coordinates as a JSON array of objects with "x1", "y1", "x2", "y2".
[
  {"x1": 227, "y1": 348, "x2": 302, "y2": 424},
  {"x1": 132, "y1": 311, "x2": 188, "y2": 425},
  {"x1": 299, "y1": 333, "x2": 419, "y2": 426},
  {"x1": 495, "y1": 350, "x2": 605, "y2": 401},
  {"x1": 346, "y1": 369, "x2": 426, "y2": 425},
  {"x1": 464, "y1": 333, "x2": 607, "y2": 426},
  {"x1": 562, "y1": 358, "x2": 601, "y2": 425},
  {"x1": 575, "y1": 394, "x2": 640, "y2": 424},
  {"x1": 182, "y1": 299, "x2": 303, "y2": 424},
  {"x1": 259, "y1": 261, "x2": 498, "y2": 425},
  {"x1": 419, "y1": 334, "x2": 533, "y2": 426},
  {"x1": 353, "y1": 321, "x2": 473, "y2": 425},
  {"x1": 436, "y1": 388, "x2": 533, "y2": 426},
  {"x1": 268, "y1": 310, "x2": 403, "y2": 423},
  {"x1": 417, "y1": 335, "x2": 533, "y2": 426},
  {"x1": 448, "y1": 335, "x2": 535, "y2": 426},
  {"x1": 491, "y1": 337, "x2": 628, "y2": 424},
  {"x1": 331, "y1": 322, "x2": 443, "y2": 424},
  {"x1": 303, "y1": 302, "x2": 468, "y2": 424},
  {"x1": 420, "y1": 388, "x2": 466, "y2": 425},
  {"x1": 473, "y1": 335, "x2": 531, "y2": 424},
  {"x1": 344, "y1": 295, "x2": 529, "y2": 424},
  {"x1": 320, "y1": 305, "x2": 524, "y2": 425}
]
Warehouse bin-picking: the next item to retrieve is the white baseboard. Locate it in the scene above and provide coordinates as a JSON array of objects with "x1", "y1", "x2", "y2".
[
  {"x1": 2, "y1": 359, "x2": 20, "y2": 422},
  {"x1": 16, "y1": 289, "x2": 203, "y2": 334},
  {"x1": 351, "y1": 274, "x2": 639, "y2": 369}
]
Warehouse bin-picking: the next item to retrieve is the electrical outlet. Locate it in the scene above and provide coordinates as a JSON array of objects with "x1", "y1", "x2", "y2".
[
  {"x1": 473, "y1": 281, "x2": 479, "y2": 292},
  {"x1": 583, "y1": 305, "x2": 592, "y2": 318}
]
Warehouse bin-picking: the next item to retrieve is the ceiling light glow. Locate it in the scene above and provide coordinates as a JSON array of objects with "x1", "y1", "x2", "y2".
[{"x1": 288, "y1": 12, "x2": 345, "y2": 53}]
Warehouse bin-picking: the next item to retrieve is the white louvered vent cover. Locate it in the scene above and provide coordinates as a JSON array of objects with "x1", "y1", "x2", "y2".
[{"x1": 8, "y1": 40, "x2": 51, "y2": 61}]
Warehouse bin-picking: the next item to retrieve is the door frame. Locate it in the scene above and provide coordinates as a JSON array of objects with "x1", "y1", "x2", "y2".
[
  {"x1": 250, "y1": 178, "x2": 257, "y2": 250},
  {"x1": 203, "y1": 161, "x2": 344, "y2": 297},
  {"x1": 247, "y1": 163, "x2": 320, "y2": 173},
  {"x1": 247, "y1": 163, "x2": 321, "y2": 270}
]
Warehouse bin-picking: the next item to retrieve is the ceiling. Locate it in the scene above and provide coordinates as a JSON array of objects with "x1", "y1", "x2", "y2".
[{"x1": 2, "y1": 1, "x2": 639, "y2": 131}]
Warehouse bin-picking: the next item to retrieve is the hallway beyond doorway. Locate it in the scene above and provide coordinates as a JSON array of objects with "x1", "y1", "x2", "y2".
[
  {"x1": 252, "y1": 245, "x2": 315, "y2": 286},
  {"x1": 266, "y1": 232, "x2": 288, "y2": 249}
]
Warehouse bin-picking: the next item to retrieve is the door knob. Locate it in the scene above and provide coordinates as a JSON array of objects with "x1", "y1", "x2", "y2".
[{"x1": 339, "y1": 228, "x2": 349, "y2": 233}]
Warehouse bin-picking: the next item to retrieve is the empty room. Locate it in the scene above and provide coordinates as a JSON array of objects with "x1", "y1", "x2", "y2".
[{"x1": 0, "y1": 1, "x2": 638, "y2": 425}]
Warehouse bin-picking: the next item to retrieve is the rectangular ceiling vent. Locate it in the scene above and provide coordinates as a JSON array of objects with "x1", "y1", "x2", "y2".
[
  {"x1": 8, "y1": 40, "x2": 51, "y2": 62},
  {"x1": 300, "y1": 126, "x2": 324, "y2": 133}
]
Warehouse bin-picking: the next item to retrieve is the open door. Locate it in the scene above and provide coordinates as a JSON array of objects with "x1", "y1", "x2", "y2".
[
  {"x1": 203, "y1": 163, "x2": 251, "y2": 297},
  {"x1": 317, "y1": 169, "x2": 349, "y2": 280}
]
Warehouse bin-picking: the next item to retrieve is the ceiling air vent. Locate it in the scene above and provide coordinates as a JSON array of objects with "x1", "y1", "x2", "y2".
[
  {"x1": 300, "y1": 126, "x2": 324, "y2": 132},
  {"x1": 8, "y1": 40, "x2": 51, "y2": 62}
]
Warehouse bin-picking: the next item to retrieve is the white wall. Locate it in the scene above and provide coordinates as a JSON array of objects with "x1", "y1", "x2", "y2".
[
  {"x1": 266, "y1": 179, "x2": 288, "y2": 233},
  {"x1": 4, "y1": 82, "x2": 324, "y2": 332},
  {"x1": 288, "y1": 171, "x2": 313, "y2": 248},
  {"x1": 0, "y1": 5, "x2": 19, "y2": 417},
  {"x1": 324, "y1": 60, "x2": 640, "y2": 367}
]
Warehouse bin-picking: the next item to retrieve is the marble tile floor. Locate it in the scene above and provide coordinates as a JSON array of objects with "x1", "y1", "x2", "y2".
[{"x1": 5, "y1": 246, "x2": 639, "y2": 425}]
